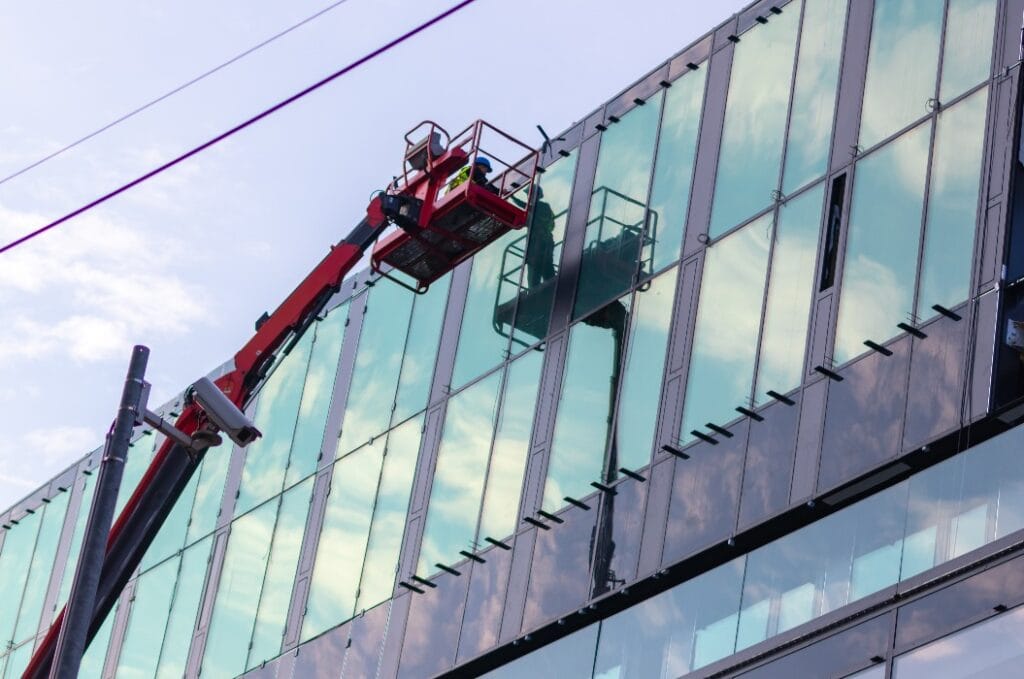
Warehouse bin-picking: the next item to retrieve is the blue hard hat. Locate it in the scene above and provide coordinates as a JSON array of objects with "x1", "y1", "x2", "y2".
[{"x1": 474, "y1": 157, "x2": 492, "y2": 171}]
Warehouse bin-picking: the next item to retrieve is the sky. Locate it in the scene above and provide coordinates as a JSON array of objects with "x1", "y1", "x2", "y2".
[{"x1": 0, "y1": 0, "x2": 750, "y2": 511}]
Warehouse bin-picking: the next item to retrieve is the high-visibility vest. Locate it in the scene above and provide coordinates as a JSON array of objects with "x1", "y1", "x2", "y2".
[{"x1": 447, "y1": 166, "x2": 471, "y2": 192}]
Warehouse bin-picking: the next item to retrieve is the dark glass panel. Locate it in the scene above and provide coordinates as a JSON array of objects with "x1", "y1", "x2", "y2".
[
  {"x1": 342, "y1": 602, "x2": 391, "y2": 679},
  {"x1": 522, "y1": 505, "x2": 597, "y2": 631},
  {"x1": 481, "y1": 625, "x2": 599, "y2": 679},
  {"x1": 397, "y1": 572, "x2": 469, "y2": 679},
  {"x1": 894, "y1": 605, "x2": 1024, "y2": 678},
  {"x1": 457, "y1": 545, "x2": 513, "y2": 664},
  {"x1": 902, "y1": 314, "x2": 966, "y2": 450},
  {"x1": 291, "y1": 621, "x2": 350, "y2": 678},
  {"x1": 591, "y1": 477, "x2": 645, "y2": 599},
  {"x1": 738, "y1": 400, "x2": 799, "y2": 529}
]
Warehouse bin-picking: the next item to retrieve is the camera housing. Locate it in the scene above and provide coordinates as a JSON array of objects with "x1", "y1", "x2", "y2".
[{"x1": 190, "y1": 377, "x2": 262, "y2": 447}]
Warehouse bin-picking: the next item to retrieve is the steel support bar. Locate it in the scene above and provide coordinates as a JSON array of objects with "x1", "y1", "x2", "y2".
[{"x1": 49, "y1": 345, "x2": 149, "y2": 679}]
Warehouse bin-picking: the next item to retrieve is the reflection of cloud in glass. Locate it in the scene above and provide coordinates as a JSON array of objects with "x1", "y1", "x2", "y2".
[{"x1": 939, "y1": 0, "x2": 997, "y2": 101}]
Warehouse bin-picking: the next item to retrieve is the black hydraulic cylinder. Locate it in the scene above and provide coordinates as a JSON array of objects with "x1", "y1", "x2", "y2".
[{"x1": 49, "y1": 345, "x2": 149, "y2": 679}]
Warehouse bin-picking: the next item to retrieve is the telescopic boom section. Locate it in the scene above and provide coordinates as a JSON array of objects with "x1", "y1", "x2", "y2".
[{"x1": 24, "y1": 119, "x2": 537, "y2": 679}]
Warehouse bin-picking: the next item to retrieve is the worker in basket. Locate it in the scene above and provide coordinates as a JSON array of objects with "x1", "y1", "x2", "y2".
[{"x1": 448, "y1": 156, "x2": 499, "y2": 194}]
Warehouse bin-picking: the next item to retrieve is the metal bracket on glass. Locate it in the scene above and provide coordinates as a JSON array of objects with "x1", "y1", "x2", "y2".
[
  {"x1": 756, "y1": 15, "x2": 768, "y2": 24},
  {"x1": 705, "y1": 423, "x2": 734, "y2": 438},
  {"x1": 926, "y1": 97, "x2": 942, "y2": 112},
  {"x1": 813, "y1": 365, "x2": 844, "y2": 382},
  {"x1": 659, "y1": 79, "x2": 673, "y2": 88},
  {"x1": 607, "y1": 115, "x2": 621, "y2": 124},
  {"x1": 563, "y1": 496, "x2": 592, "y2": 510},
  {"x1": 770, "y1": 189, "x2": 786, "y2": 204},
  {"x1": 411, "y1": 575, "x2": 438, "y2": 588},
  {"x1": 537, "y1": 509, "x2": 565, "y2": 524},
  {"x1": 849, "y1": 144, "x2": 862, "y2": 158},
  {"x1": 727, "y1": 34, "x2": 740, "y2": 43},
  {"x1": 590, "y1": 480, "x2": 618, "y2": 494},
  {"x1": 660, "y1": 443, "x2": 691, "y2": 459},
  {"x1": 633, "y1": 98, "x2": 646, "y2": 106},
  {"x1": 690, "y1": 429, "x2": 719, "y2": 445},
  {"x1": 898, "y1": 321, "x2": 928, "y2": 339},
  {"x1": 932, "y1": 304, "x2": 962, "y2": 321},
  {"x1": 766, "y1": 390, "x2": 796, "y2": 406},
  {"x1": 686, "y1": 62, "x2": 700, "y2": 71},
  {"x1": 735, "y1": 405, "x2": 765, "y2": 422},
  {"x1": 769, "y1": 5, "x2": 783, "y2": 14},
  {"x1": 523, "y1": 516, "x2": 550, "y2": 530},
  {"x1": 618, "y1": 467, "x2": 647, "y2": 482},
  {"x1": 399, "y1": 581, "x2": 425, "y2": 594},
  {"x1": 435, "y1": 563, "x2": 462, "y2": 576},
  {"x1": 863, "y1": 339, "x2": 894, "y2": 357},
  {"x1": 484, "y1": 537, "x2": 512, "y2": 550},
  {"x1": 595, "y1": 122, "x2": 608, "y2": 132},
  {"x1": 459, "y1": 550, "x2": 486, "y2": 563}
]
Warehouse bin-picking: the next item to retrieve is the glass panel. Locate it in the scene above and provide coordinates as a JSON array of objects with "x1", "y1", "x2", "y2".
[
  {"x1": 13, "y1": 489, "x2": 70, "y2": 644},
  {"x1": 418, "y1": 372, "x2": 502, "y2": 572},
  {"x1": 545, "y1": 296, "x2": 632, "y2": 510},
  {"x1": 79, "y1": 604, "x2": 114, "y2": 679},
  {"x1": 56, "y1": 472, "x2": 97, "y2": 610},
  {"x1": 355, "y1": 418, "x2": 422, "y2": 610},
  {"x1": 614, "y1": 267, "x2": 677, "y2": 471},
  {"x1": 236, "y1": 332, "x2": 313, "y2": 515},
  {"x1": 287, "y1": 303, "x2": 348, "y2": 485},
  {"x1": 574, "y1": 93, "x2": 664, "y2": 320},
  {"x1": 648, "y1": 68, "x2": 707, "y2": 271},
  {"x1": 140, "y1": 469, "x2": 198, "y2": 571},
  {"x1": 451, "y1": 229, "x2": 522, "y2": 388},
  {"x1": 917, "y1": 88, "x2": 987, "y2": 318},
  {"x1": 0, "y1": 510, "x2": 42, "y2": 646},
  {"x1": 709, "y1": 6, "x2": 799, "y2": 238},
  {"x1": 302, "y1": 438, "x2": 385, "y2": 641},
  {"x1": 512, "y1": 154, "x2": 576, "y2": 345},
  {"x1": 2, "y1": 642, "x2": 33, "y2": 679},
  {"x1": 336, "y1": 283, "x2": 414, "y2": 456},
  {"x1": 894, "y1": 605, "x2": 1024, "y2": 678},
  {"x1": 477, "y1": 350, "x2": 542, "y2": 542},
  {"x1": 248, "y1": 476, "x2": 314, "y2": 669},
  {"x1": 859, "y1": 0, "x2": 943, "y2": 149},
  {"x1": 117, "y1": 432, "x2": 158, "y2": 516},
  {"x1": 155, "y1": 536, "x2": 213, "y2": 679},
  {"x1": 845, "y1": 667, "x2": 885, "y2": 679},
  {"x1": 681, "y1": 213, "x2": 772, "y2": 440},
  {"x1": 185, "y1": 440, "x2": 229, "y2": 543},
  {"x1": 939, "y1": 0, "x2": 997, "y2": 102},
  {"x1": 782, "y1": 0, "x2": 848, "y2": 192},
  {"x1": 754, "y1": 183, "x2": 824, "y2": 402},
  {"x1": 201, "y1": 499, "x2": 277, "y2": 678},
  {"x1": 482, "y1": 625, "x2": 599, "y2": 679},
  {"x1": 116, "y1": 556, "x2": 178, "y2": 678},
  {"x1": 834, "y1": 123, "x2": 930, "y2": 365},
  {"x1": 393, "y1": 277, "x2": 450, "y2": 423}
]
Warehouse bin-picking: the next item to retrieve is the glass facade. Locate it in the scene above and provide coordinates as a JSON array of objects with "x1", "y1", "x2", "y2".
[{"x1": 0, "y1": 0, "x2": 1011, "y2": 676}]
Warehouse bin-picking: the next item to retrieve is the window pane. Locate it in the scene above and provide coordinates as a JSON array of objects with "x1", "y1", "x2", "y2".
[
  {"x1": 754, "y1": 183, "x2": 824, "y2": 402},
  {"x1": 393, "y1": 278, "x2": 450, "y2": 423},
  {"x1": 615, "y1": 267, "x2": 677, "y2": 471},
  {"x1": 56, "y1": 471, "x2": 98, "y2": 610},
  {"x1": 511, "y1": 154, "x2": 577, "y2": 345},
  {"x1": 709, "y1": 6, "x2": 799, "y2": 238},
  {"x1": 894, "y1": 605, "x2": 1024, "y2": 678},
  {"x1": 355, "y1": 417, "x2": 422, "y2": 610},
  {"x1": 451, "y1": 229, "x2": 521, "y2": 388},
  {"x1": 834, "y1": 123, "x2": 930, "y2": 365},
  {"x1": 140, "y1": 468, "x2": 198, "y2": 571},
  {"x1": 574, "y1": 93, "x2": 663, "y2": 320},
  {"x1": 917, "y1": 88, "x2": 987, "y2": 317},
  {"x1": 302, "y1": 437, "x2": 385, "y2": 641},
  {"x1": 545, "y1": 296, "x2": 632, "y2": 510},
  {"x1": 202, "y1": 499, "x2": 277, "y2": 678},
  {"x1": 287, "y1": 302, "x2": 348, "y2": 485},
  {"x1": 859, "y1": 0, "x2": 943, "y2": 149},
  {"x1": 681, "y1": 213, "x2": 772, "y2": 441},
  {"x1": 939, "y1": 0, "x2": 997, "y2": 102},
  {"x1": 185, "y1": 440, "x2": 230, "y2": 543},
  {"x1": 78, "y1": 604, "x2": 114, "y2": 679},
  {"x1": 478, "y1": 350, "x2": 543, "y2": 542},
  {"x1": 782, "y1": 0, "x2": 848, "y2": 192},
  {"x1": 117, "y1": 432, "x2": 158, "y2": 516},
  {"x1": 418, "y1": 372, "x2": 502, "y2": 572},
  {"x1": 116, "y1": 556, "x2": 178, "y2": 678},
  {"x1": 337, "y1": 283, "x2": 414, "y2": 456},
  {"x1": 14, "y1": 489, "x2": 70, "y2": 644},
  {"x1": 648, "y1": 68, "x2": 707, "y2": 271},
  {"x1": 3, "y1": 642, "x2": 33, "y2": 679},
  {"x1": 155, "y1": 536, "x2": 212, "y2": 679},
  {"x1": 0, "y1": 510, "x2": 42, "y2": 646},
  {"x1": 236, "y1": 332, "x2": 313, "y2": 515},
  {"x1": 483, "y1": 625, "x2": 599, "y2": 679}
]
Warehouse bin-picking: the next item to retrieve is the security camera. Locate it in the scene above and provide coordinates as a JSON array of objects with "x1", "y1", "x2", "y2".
[{"x1": 190, "y1": 377, "x2": 262, "y2": 447}]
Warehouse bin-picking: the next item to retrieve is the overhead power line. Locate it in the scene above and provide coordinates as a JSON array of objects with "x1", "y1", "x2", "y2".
[
  {"x1": 0, "y1": 0, "x2": 356, "y2": 188},
  {"x1": 0, "y1": 0, "x2": 481, "y2": 256}
]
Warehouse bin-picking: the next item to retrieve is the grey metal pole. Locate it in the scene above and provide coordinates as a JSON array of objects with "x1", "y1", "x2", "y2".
[{"x1": 49, "y1": 345, "x2": 149, "y2": 679}]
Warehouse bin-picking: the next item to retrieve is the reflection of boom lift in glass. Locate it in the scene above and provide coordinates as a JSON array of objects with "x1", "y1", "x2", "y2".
[{"x1": 493, "y1": 186, "x2": 657, "y2": 345}]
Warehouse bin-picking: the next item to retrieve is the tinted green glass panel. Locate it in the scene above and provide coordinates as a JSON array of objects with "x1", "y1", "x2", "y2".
[
  {"x1": 835, "y1": 123, "x2": 929, "y2": 364},
  {"x1": 140, "y1": 469, "x2": 198, "y2": 571},
  {"x1": 337, "y1": 284, "x2": 413, "y2": 456},
  {"x1": 939, "y1": 0, "x2": 997, "y2": 102},
  {"x1": 185, "y1": 441, "x2": 229, "y2": 543},
  {"x1": 117, "y1": 432, "x2": 158, "y2": 516},
  {"x1": 0, "y1": 511, "x2": 41, "y2": 646},
  {"x1": 782, "y1": 0, "x2": 847, "y2": 192},
  {"x1": 356, "y1": 417, "x2": 421, "y2": 610},
  {"x1": 419, "y1": 372, "x2": 502, "y2": 572},
  {"x1": 648, "y1": 68, "x2": 706, "y2": 271},
  {"x1": 754, "y1": 184, "x2": 824, "y2": 402},
  {"x1": 393, "y1": 277, "x2": 450, "y2": 423},
  {"x1": 681, "y1": 213, "x2": 772, "y2": 440},
  {"x1": 236, "y1": 332, "x2": 314, "y2": 515},
  {"x1": 13, "y1": 490, "x2": 70, "y2": 643},
  {"x1": 303, "y1": 439, "x2": 385, "y2": 640},
  {"x1": 248, "y1": 476, "x2": 314, "y2": 669},
  {"x1": 57, "y1": 472, "x2": 97, "y2": 610},
  {"x1": 614, "y1": 267, "x2": 677, "y2": 471},
  {"x1": 116, "y1": 556, "x2": 178, "y2": 678},
  {"x1": 918, "y1": 88, "x2": 987, "y2": 318},
  {"x1": 3, "y1": 642, "x2": 32, "y2": 679},
  {"x1": 451, "y1": 229, "x2": 522, "y2": 388},
  {"x1": 709, "y1": 6, "x2": 799, "y2": 238},
  {"x1": 202, "y1": 499, "x2": 277, "y2": 678},
  {"x1": 478, "y1": 351, "x2": 542, "y2": 541},
  {"x1": 78, "y1": 603, "x2": 114, "y2": 679},
  {"x1": 574, "y1": 93, "x2": 664, "y2": 320},
  {"x1": 859, "y1": 0, "x2": 943, "y2": 149},
  {"x1": 513, "y1": 154, "x2": 577, "y2": 345},
  {"x1": 155, "y1": 536, "x2": 212, "y2": 679},
  {"x1": 545, "y1": 296, "x2": 632, "y2": 510},
  {"x1": 287, "y1": 303, "x2": 348, "y2": 485}
]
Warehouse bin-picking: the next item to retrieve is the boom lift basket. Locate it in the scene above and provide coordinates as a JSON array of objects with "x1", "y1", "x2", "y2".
[{"x1": 371, "y1": 120, "x2": 539, "y2": 291}]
